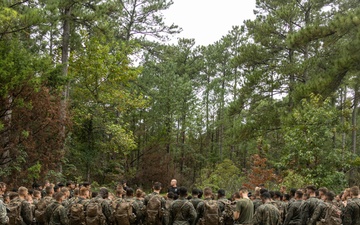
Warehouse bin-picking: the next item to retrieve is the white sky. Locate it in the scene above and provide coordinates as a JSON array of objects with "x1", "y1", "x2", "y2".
[{"x1": 163, "y1": 0, "x2": 257, "y2": 46}]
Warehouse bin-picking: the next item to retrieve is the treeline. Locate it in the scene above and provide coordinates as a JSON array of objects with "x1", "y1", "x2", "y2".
[{"x1": 1, "y1": 0, "x2": 360, "y2": 193}]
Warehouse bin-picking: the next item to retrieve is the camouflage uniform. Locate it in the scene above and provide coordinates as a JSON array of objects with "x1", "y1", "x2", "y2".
[
  {"x1": 67, "y1": 196, "x2": 83, "y2": 208},
  {"x1": 144, "y1": 192, "x2": 166, "y2": 208},
  {"x1": 272, "y1": 200, "x2": 287, "y2": 224},
  {"x1": 10, "y1": 197, "x2": 33, "y2": 225},
  {"x1": 218, "y1": 197, "x2": 229, "y2": 213},
  {"x1": 29, "y1": 202, "x2": 36, "y2": 224},
  {"x1": 195, "y1": 198, "x2": 221, "y2": 225},
  {"x1": 253, "y1": 198, "x2": 263, "y2": 212},
  {"x1": 90, "y1": 196, "x2": 113, "y2": 225},
  {"x1": 300, "y1": 197, "x2": 320, "y2": 225},
  {"x1": 252, "y1": 202, "x2": 280, "y2": 225},
  {"x1": 113, "y1": 197, "x2": 140, "y2": 225},
  {"x1": 308, "y1": 201, "x2": 326, "y2": 225},
  {"x1": 343, "y1": 197, "x2": 360, "y2": 225},
  {"x1": 32, "y1": 199, "x2": 39, "y2": 208},
  {"x1": 67, "y1": 196, "x2": 90, "y2": 224},
  {"x1": 163, "y1": 198, "x2": 174, "y2": 225},
  {"x1": 0, "y1": 200, "x2": 9, "y2": 225},
  {"x1": 189, "y1": 197, "x2": 202, "y2": 210},
  {"x1": 66, "y1": 196, "x2": 89, "y2": 215},
  {"x1": 76, "y1": 196, "x2": 90, "y2": 206},
  {"x1": 288, "y1": 198, "x2": 296, "y2": 205},
  {"x1": 35, "y1": 196, "x2": 55, "y2": 225},
  {"x1": 341, "y1": 200, "x2": 350, "y2": 223},
  {"x1": 61, "y1": 199, "x2": 71, "y2": 210},
  {"x1": 168, "y1": 197, "x2": 196, "y2": 225},
  {"x1": 144, "y1": 192, "x2": 166, "y2": 225},
  {"x1": 45, "y1": 201, "x2": 68, "y2": 225},
  {"x1": 218, "y1": 197, "x2": 233, "y2": 225},
  {"x1": 283, "y1": 199, "x2": 303, "y2": 225},
  {"x1": 134, "y1": 198, "x2": 145, "y2": 224}
]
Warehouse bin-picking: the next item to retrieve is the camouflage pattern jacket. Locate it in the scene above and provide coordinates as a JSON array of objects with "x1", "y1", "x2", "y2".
[
  {"x1": 252, "y1": 202, "x2": 281, "y2": 225},
  {"x1": 283, "y1": 200, "x2": 303, "y2": 225},
  {"x1": 0, "y1": 200, "x2": 9, "y2": 225},
  {"x1": 343, "y1": 197, "x2": 360, "y2": 225},
  {"x1": 300, "y1": 197, "x2": 320, "y2": 225},
  {"x1": 45, "y1": 201, "x2": 69, "y2": 225},
  {"x1": 169, "y1": 198, "x2": 196, "y2": 225}
]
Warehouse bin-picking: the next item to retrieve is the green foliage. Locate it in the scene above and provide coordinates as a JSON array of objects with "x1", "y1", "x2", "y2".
[
  {"x1": 27, "y1": 162, "x2": 42, "y2": 181},
  {"x1": 106, "y1": 124, "x2": 136, "y2": 154},
  {"x1": 45, "y1": 170, "x2": 65, "y2": 184},
  {"x1": 65, "y1": 34, "x2": 144, "y2": 182},
  {"x1": 279, "y1": 94, "x2": 350, "y2": 188},
  {"x1": 281, "y1": 170, "x2": 309, "y2": 189},
  {"x1": 0, "y1": 148, "x2": 27, "y2": 178},
  {"x1": 196, "y1": 159, "x2": 245, "y2": 197},
  {"x1": 1, "y1": 0, "x2": 360, "y2": 190},
  {"x1": 280, "y1": 169, "x2": 347, "y2": 193}
]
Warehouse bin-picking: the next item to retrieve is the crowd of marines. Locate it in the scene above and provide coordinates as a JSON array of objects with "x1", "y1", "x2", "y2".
[{"x1": 0, "y1": 179, "x2": 360, "y2": 225}]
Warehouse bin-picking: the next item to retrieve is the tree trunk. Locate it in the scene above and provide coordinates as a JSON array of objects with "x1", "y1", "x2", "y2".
[
  {"x1": 352, "y1": 84, "x2": 359, "y2": 155},
  {"x1": 59, "y1": 3, "x2": 71, "y2": 173}
]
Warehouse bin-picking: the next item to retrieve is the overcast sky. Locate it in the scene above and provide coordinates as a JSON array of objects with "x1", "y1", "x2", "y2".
[{"x1": 163, "y1": 0, "x2": 256, "y2": 46}]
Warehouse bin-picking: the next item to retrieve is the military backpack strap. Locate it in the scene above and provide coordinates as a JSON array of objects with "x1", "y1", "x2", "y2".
[
  {"x1": 354, "y1": 200, "x2": 360, "y2": 209},
  {"x1": 49, "y1": 204, "x2": 62, "y2": 222},
  {"x1": 174, "y1": 201, "x2": 187, "y2": 221}
]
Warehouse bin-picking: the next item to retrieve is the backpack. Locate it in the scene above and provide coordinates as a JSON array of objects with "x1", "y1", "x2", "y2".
[
  {"x1": 272, "y1": 201, "x2": 286, "y2": 224},
  {"x1": 146, "y1": 194, "x2": 162, "y2": 225},
  {"x1": 85, "y1": 199, "x2": 106, "y2": 225},
  {"x1": 48, "y1": 204, "x2": 63, "y2": 225},
  {"x1": 35, "y1": 196, "x2": 53, "y2": 223},
  {"x1": 318, "y1": 203, "x2": 341, "y2": 225},
  {"x1": 134, "y1": 198, "x2": 145, "y2": 223},
  {"x1": 172, "y1": 201, "x2": 188, "y2": 223},
  {"x1": 219, "y1": 199, "x2": 234, "y2": 225},
  {"x1": 200, "y1": 200, "x2": 221, "y2": 225},
  {"x1": 7, "y1": 199, "x2": 23, "y2": 225},
  {"x1": 69, "y1": 199, "x2": 87, "y2": 225},
  {"x1": 162, "y1": 199, "x2": 173, "y2": 225},
  {"x1": 113, "y1": 199, "x2": 136, "y2": 225}
]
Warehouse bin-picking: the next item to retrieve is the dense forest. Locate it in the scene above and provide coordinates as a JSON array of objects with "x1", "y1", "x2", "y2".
[{"x1": 1, "y1": 0, "x2": 360, "y2": 194}]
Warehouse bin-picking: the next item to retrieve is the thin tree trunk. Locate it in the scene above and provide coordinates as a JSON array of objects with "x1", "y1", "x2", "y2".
[
  {"x1": 342, "y1": 86, "x2": 347, "y2": 153},
  {"x1": 59, "y1": 3, "x2": 71, "y2": 174},
  {"x1": 352, "y1": 84, "x2": 359, "y2": 155}
]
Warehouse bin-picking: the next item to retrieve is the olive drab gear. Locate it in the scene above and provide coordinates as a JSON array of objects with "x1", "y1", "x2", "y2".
[
  {"x1": 48, "y1": 204, "x2": 61, "y2": 225},
  {"x1": 113, "y1": 199, "x2": 136, "y2": 225},
  {"x1": 272, "y1": 200, "x2": 286, "y2": 224},
  {"x1": 200, "y1": 200, "x2": 221, "y2": 225},
  {"x1": 218, "y1": 199, "x2": 234, "y2": 225},
  {"x1": 7, "y1": 199, "x2": 24, "y2": 225},
  {"x1": 146, "y1": 195, "x2": 162, "y2": 225},
  {"x1": 85, "y1": 199, "x2": 106, "y2": 225},
  {"x1": 134, "y1": 199, "x2": 145, "y2": 225},
  {"x1": 317, "y1": 203, "x2": 341, "y2": 225},
  {"x1": 35, "y1": 197, "x2": 53, "y2": 224},
  {"x1": 0, "y1": 200, "x2": 9, "y2": 225},
  {"x1": 163, "y1": 198, "x2": 174, "y2": 225},
  {"x1": 68, "y1": 199, "x2": 88, "y2": 225},
  {"x1": 171, "y1": 201, "x2": 187, "y2": 224}
]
